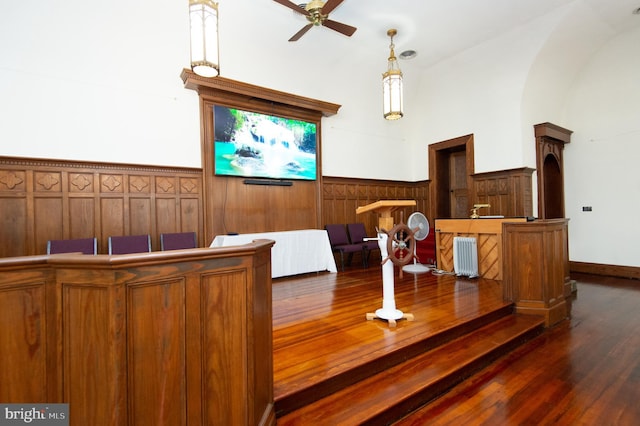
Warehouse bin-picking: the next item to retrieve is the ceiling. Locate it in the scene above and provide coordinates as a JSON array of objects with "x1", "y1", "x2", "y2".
[{"x1": 221, "y1": 0, "x2": 640, "y2": 74}]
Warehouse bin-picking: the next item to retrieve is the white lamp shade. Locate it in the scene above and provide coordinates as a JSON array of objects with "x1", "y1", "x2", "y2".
[{"x1": 189, "y1": 0, "x2": 219, "y2": 77}]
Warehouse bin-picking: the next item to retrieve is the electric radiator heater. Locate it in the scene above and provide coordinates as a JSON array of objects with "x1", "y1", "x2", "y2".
[{"x1": 453, "y1": 237, "x2": 479, "y2": 278}]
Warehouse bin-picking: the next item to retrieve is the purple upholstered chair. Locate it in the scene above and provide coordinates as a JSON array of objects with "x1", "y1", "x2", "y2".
[
  {"x1": 108, "y1": 234, "x2": 152, "y2": 255},
  {"x1": 347, "y1": 223, "x2": 380, "y2": 267},
  {"x1": 160, "y1": 231, "x2": 197, "y2": 251},
  {"x1": 47, "y1": 237, "x2": 97, "y2": 255},
  {"x1": 325, "y1": 224, "x2": 367, "y2": 271}
]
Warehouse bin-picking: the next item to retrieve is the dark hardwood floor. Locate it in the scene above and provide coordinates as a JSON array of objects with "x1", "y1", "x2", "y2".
[
  {"x1": 394, "y1": 272, "x2": 640, "y2": 426},
  {"x1": 272, "y1": 263, "x2": 640, "y2": 425}
]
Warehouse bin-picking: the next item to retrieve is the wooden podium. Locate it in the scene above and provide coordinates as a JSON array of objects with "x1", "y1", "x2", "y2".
[{"x1": 356, "y1": 200, "x2": 416, "y2": 231}]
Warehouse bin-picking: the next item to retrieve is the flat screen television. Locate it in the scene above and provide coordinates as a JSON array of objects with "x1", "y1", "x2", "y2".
[{"x1": 213, "y1": 105, "x2": 317, "y2": 181}]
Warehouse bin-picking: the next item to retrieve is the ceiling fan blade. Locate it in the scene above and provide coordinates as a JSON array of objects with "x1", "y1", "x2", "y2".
[
  {"x1": 322, "y1": 19, "x2": 357, "y2": 37},
  {"x1": 321, "y1": 0, "x2": 344, "y2": 15},
  {"x1": 273, "y1": 0, "x2": 310, "y2": 16},
  {"x1": 289, "y1": 24, "x2": 314, "y2": 42}
]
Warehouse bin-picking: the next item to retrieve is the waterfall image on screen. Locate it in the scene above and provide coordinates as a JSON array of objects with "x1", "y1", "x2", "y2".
[{"x1": 213, "y1": 106, "x2": 317, "y2": 181}]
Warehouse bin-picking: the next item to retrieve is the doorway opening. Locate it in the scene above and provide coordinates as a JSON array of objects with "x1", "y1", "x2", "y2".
[{"x1": 428, "y1": 134, "x2": 475, "y2": 220}]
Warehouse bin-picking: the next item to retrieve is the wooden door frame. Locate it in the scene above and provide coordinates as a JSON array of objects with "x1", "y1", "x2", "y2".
[{"x1": 428, "y1": 134, "x2": 475, "y2": 220}]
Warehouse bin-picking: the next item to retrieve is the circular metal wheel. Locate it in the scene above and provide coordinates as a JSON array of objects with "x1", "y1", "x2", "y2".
[{"x1": 385, "y1": 222, "x2": 415, "y2": 267}]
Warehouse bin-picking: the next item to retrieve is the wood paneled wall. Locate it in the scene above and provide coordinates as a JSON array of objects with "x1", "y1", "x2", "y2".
[
  {"x1": 322, "y1": 177, "x2": 431, "y2": 235},
  {"x1": 472, "y1": 167, "x2": 534, "y2": 218},
  {"x1": 0, "y1": 157, "x2": 537, "y2": 258},
  {"x1": 181, "y1": 72, "x2": 341, "y2": 240},
  {"x1": 209, "y1": 177, "x2": 321, "y2": 236},
  {"x1": 0, "y1": 157, "x2": 203, "y2": 257}
]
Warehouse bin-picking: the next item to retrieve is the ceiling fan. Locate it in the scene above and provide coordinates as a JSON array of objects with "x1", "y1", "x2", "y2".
[{"x1": 273, "y1": 0, "x2": 357, "y2": 42}]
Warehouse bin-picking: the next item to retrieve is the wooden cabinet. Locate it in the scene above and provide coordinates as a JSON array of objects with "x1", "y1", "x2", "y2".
[{"x1": 0, "y1": 242, "x2": 275, "y2": 426}]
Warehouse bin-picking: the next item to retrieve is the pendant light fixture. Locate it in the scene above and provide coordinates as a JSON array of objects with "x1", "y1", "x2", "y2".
[
  {"x1": 189, "y1": 0, "x2": 219, "y2": 77},
  {"x1": 382, "y1": 29, "x2": 403, "y2": 120}
]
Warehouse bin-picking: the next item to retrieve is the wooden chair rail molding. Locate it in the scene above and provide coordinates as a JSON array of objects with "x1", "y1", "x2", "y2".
[{"x1": 0, "y1": 241, "x2": 276, "y2": 426}]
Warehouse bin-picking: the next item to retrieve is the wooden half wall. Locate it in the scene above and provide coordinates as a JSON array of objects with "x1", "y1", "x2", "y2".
[{"x1": 0, "y1": 242, "x2": 275, "y2": 426}]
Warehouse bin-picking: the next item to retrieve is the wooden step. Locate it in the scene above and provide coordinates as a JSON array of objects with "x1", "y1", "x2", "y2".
[
  {"x1": 274, "y1": 304, "x2": 515, "y2": 417},
  {"x1": 277, "y1": 314, "x2": 544, "y2": 425}
]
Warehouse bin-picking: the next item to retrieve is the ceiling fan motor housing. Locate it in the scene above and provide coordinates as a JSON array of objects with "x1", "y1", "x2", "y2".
[{"x1": 303, "y1": 1, "x2": 327, "y2": 25}]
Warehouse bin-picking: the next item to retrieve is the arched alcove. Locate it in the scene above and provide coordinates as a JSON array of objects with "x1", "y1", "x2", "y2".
[
  {"x1": 543, "y1": 154, "x2": 563, "y2": 219},
  {"x1": 534, "y1": 122, "x2": 572, "y2": 219}
]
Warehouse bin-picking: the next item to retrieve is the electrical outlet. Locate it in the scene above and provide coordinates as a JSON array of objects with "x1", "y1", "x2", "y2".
[{"x1": 582, "y1": 206, "x2": 592, "y2": 212}]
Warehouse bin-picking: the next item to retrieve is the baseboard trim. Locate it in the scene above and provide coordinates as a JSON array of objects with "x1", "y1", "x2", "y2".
[{"x1": 570, "y1": 261, "x2": 640, "y2": 281}]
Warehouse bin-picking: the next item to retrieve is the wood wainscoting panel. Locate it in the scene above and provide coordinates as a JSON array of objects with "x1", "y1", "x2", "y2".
[
  {"x1": 322, "y1": 177, "x2": 430, "y2": 237},
  {"x1": 128, "y1": 278, "x2": 187, "y2": 425},
  {"x1": 0, "y1": 272, "x2": 49, "y2": 402},
  {"x1": 202, "y1": 270, "x2": 248, "y2": 425},
  {"x1": 208, "y1": 178, "x2": 320, "y2": 237},
  {"x1": 472, "y1": 167, "x2": 534, "y2": 217},
  {"x1": 100, "y1": 197, "x2": 126, "y2": 246},
  {"x1": 0, "y1": 197, "x2": 28, "y2": 257},
  {"x1": 68, "y1": 197, "x2": 97, "y2": 240},
  {"x1": 502, "y1": 219, "x2": 570, "y2": 327},
  {"x1": 129, "y1": 196, "x2": 153, "y2": 237},
  {"x1": 0, "y1": 157, "x2": 203, "y2": 257},
  {"x1": 63, "y1": 281, "x2": 126, "y2": 425}
]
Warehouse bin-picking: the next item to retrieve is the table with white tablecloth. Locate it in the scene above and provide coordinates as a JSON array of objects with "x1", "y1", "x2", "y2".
[{"x1": 210, "y1": 229, "x2": 338, "y2": 278}]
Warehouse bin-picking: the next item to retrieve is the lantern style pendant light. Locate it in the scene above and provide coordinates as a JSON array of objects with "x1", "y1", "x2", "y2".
[
  {"x1": 382, "y1": 29, "x2": 403, "y2": 120},
  {"x1": 189, "y1": 0, "x2": 219, "y2": 77}
]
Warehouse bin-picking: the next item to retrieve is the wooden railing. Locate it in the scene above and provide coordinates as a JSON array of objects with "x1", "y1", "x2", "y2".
[{"x1": 0, "y1": 241, "x2": 276, "y2": 426}]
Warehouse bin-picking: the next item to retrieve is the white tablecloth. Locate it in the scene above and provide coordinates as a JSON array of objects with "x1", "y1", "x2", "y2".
[{"x1": 210, "y1": 229, "x2": 337, "y2": 278}]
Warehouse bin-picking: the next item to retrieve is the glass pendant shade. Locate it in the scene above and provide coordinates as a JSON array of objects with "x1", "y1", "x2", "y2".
[
  {"x1": 189, "y1": 0, "x2": 219, "y2": 78},
  {"x1": 382, "y1": 29, "x2": 403, "y2": 120},
  {"x1": 383, "y1": 71, "x2": 403, "y2": 120}
]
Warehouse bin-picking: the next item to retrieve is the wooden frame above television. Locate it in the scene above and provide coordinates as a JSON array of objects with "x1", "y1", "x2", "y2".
[
  {"x1": 181, "y1": 69, "x2": 341, "y2": 117},
  {"x1": 181, "y1": 69, "x2": 341, "y2": 240}
]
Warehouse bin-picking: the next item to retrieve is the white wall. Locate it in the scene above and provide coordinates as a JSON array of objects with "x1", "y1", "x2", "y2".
[
  {"x1": 0, "y1": 1, "x2": 201, "y2": 167},
  {"x1": 406, "y1": 15, "x2": 555, "y2": 179},
  {"x1": 563, "y1": 26, "x2": 640, "y2": 268}
]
